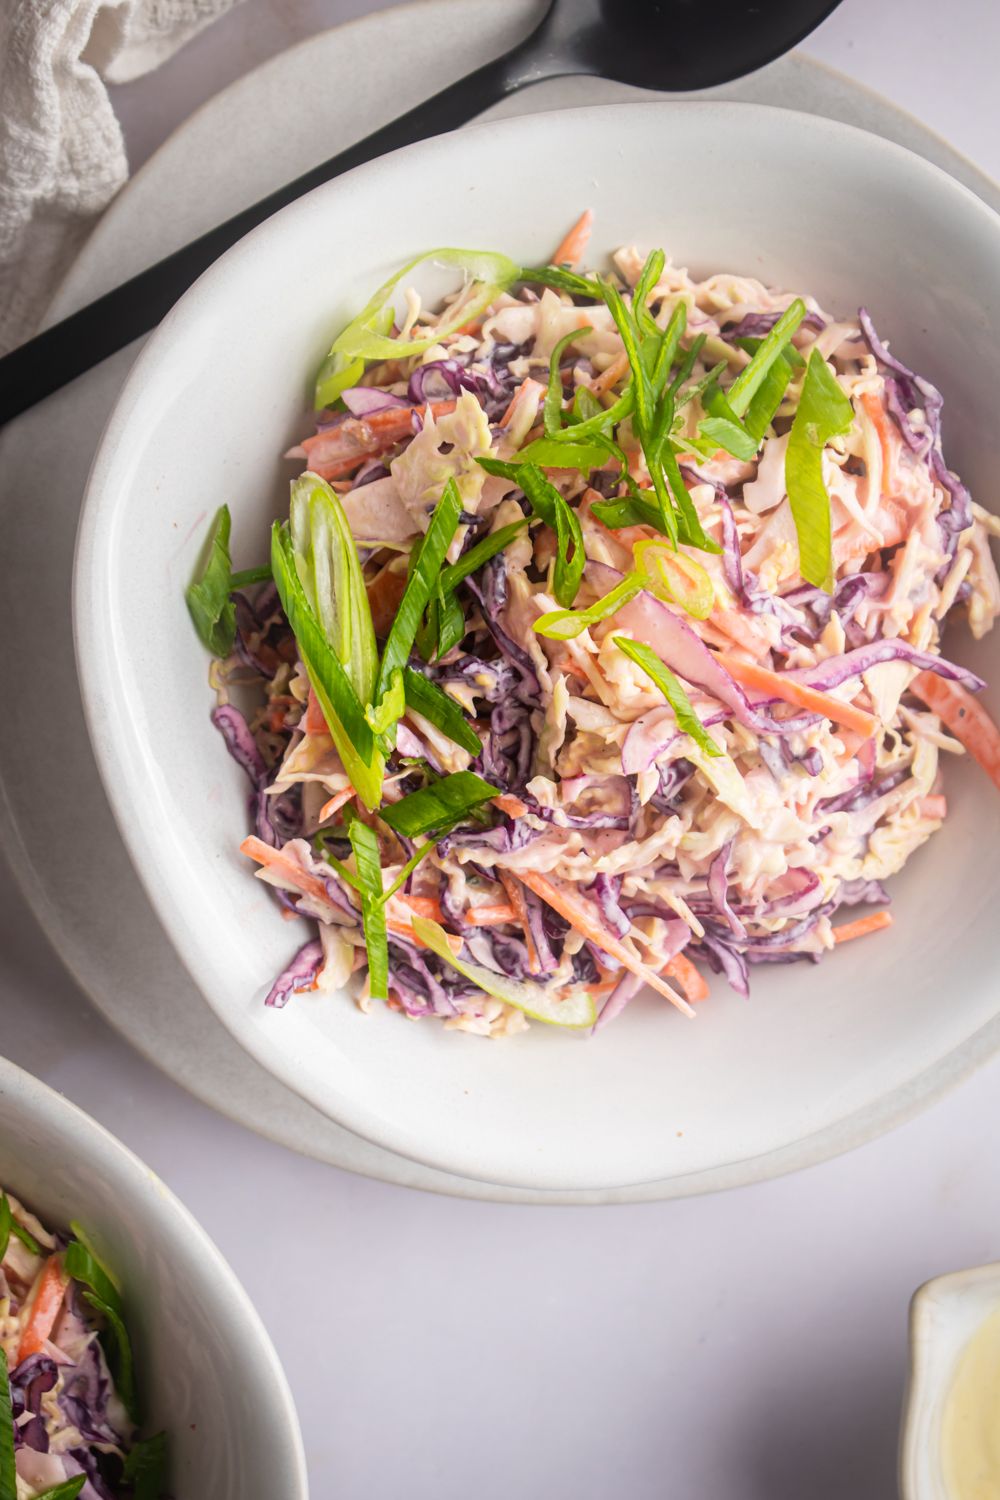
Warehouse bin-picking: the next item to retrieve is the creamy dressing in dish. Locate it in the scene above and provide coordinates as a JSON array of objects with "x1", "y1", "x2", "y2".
[{"x1": 941, "y1": 1304, "x2": 1000, "y2": 1499}]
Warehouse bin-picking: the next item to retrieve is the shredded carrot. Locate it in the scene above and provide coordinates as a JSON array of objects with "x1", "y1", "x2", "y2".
[
  {"x1": 514, "y1": 870, "x2": 694, "y2": 1017},
  {"x1": 318, "y1": 787, "x2": 355, "y2": 823},
  {"x1": 832, "y1": 909, "x2": 893, "y2": 944},
  {"x1": 499, "y1": 377, "x2": 546, "y2": 429},
  {"x1": 911, "y1": 671, "x2": 1000, "y2": 793},
  {"x1": 551, "y1": 209, "x2": 594, "y2": 269},
  {"x1": 717, "y1": 653, "x2": 879, "y2": 738},
  {"x1": 665, "y1": 951, "x2": 710, "y2": 1003},
  {"x1": 860, "y1": 391, "x2": 894, "y2": 489},
  {"x1": 466, "y1": 903, "x2": 518, "y2": 926},
  {"x1": 301, "y1": 400, "x2": 457, "y2": 479},
  {"x1": 497, "y1": 870, "x2": 540, "y2": 974},
  {"x1": 240, "y1": 836, "x2": 334, "y2": 907},
  {"x1": 835, "y1": 728, "x2": 871, "y2": 765},
  {"x1": 391, "y1": 917, "x2": 462, "y2": 955},
  {"x1": 589, "y1": 351, "x2": 630, "y2": 398},
  {"x1": 394, "y1": 894, "x2": 445, "y2": 922},
  {"x1": 304, "y1": 688, "x2": 329, "y2": 737},
  {"x1": 916, "y1": 794, "x2": 947, "y2": 820},
  {"x1": 17, "y1": 1257, "x2": 69, "y2": 1363},
  {"x1": 493, "y1": 794, "x2": 528, "y2": 818}
]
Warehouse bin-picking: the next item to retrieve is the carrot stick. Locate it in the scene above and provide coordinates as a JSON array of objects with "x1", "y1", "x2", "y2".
[
  {"x1": 911, "y1": 671, "x2": 1000, "y2": 793},
  {"x1": 717, "y1": 653, "x2": 878, "y2": 738},
  {"x1": 493, "y1": 794, "x2": 528, "y2": 818},
  {"x1": 318, "y1": 788, "x2": 355, "y2": 823},
  {"x1": 17, "y1": 1257, "x2": 69, "y2": 1363},
  {"x1": 301, "y1": 400, "x2": 457, "y2": 479},
  {"x1": 832, "y1": 910, "x2": 893, "y2": 944},
  {"x1": 514, "y1": 870, "x2": 694, "y2": 1017},
  {"x1": 860, "y1": 390, "x2": 894, "y2": 488},
  {"x1": 589, "y1": 351, "x2": 630, "y2": 398},
  {"x1": 467, "y1": 904, "x2": 518, "y2": 926},
  {"x1": 394, "y1": 894, "x2": 446, "y2": 922},
  {"x1": 498, "y1": 869, "x2": 540, "y2": 975},
  {"x1": 499, "y1": 377, "x2": 546, "y2": 429},
  {"x1": 916, "y1": 794, "x2": 947, "y2": 820},
  {"x1": 665, "y1": 951, "x2": 710, "y2": 1003},
  {"x1": 241, "y1": 836, "x2": 335, "y2": 907},
  {"x1": 551, "y1": 209, "x2": 594, "y2": 269}
]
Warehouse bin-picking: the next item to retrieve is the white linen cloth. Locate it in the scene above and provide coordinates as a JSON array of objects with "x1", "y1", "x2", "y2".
[{"x1": 0, "y1": 0, "x2": 241, "y2": 354}]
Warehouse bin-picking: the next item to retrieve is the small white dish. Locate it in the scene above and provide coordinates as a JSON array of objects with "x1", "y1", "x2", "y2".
[
  {"x1": 75, "y1": 99, "x2": 1000, "y2": 1192},
  {"x1": 0, "y1": 1055, "x2": 308, "y2": 1499},
  {"x1": 901, "y1": 1262, "x2": 1000, "y2": 1500}
]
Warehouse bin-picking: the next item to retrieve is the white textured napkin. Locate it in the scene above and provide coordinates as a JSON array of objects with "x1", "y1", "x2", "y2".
[{"x1": 0, "y1": 0, "x2": 241, "y2": 355}]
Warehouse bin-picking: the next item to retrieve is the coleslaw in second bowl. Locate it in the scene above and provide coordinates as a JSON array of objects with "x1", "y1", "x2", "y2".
[{"x1": 188, "y1": 215, "x2": 1000, "y2": 1037}]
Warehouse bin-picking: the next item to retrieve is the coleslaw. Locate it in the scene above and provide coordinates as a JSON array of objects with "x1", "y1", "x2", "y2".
[
  {"x1": 0, "y1": 1188, "x2": 166, "y2": 1499},
  {"x1": 190, "y1": 214, "x2": 1000, "y2": 1035}
]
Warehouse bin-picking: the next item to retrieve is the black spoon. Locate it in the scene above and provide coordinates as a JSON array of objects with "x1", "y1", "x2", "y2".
[{"x1": 0, "y1": 0, "x2": 842, "y2": 424}]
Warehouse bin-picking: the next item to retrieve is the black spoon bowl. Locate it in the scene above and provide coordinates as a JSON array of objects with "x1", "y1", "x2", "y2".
[{"x1": 0, "y1": 0, "x2": 843, "y2": 422}]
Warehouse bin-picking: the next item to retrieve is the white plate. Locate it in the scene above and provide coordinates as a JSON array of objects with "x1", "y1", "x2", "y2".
[
  {"x1": 3, "y1": 0, "x2": 1000, "y2": 1200},
  {"x1": 75, "y1": 92, "x2": 1000, "y2": 1190}
]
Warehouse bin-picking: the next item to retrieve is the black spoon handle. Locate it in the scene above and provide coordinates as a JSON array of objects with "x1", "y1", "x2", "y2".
[{"x1": 0, "y1": 25, "x2": 563, "y2": 426}]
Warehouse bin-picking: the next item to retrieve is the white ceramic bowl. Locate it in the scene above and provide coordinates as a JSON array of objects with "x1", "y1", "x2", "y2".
[
  {"x1": 0, "y1": 1056, "x2": 308, "y2": 1498},
  {"x1": 901, "y1": 1262, "x2": 1000, "y2": 1499},
  {"x1": 75, "y1": 101, "x2": 1000, "y2": 1192}
]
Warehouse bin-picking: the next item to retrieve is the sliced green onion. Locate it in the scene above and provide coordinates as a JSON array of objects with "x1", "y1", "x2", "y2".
[
  {"x1": 698, "y1": 381, "x2": 759, "y2": 461},
  {"x1": 271, "y1": 517, "x2": 381, "y2": 809},
  {"x1": 646, "y1": 299, "x2": 686, "y2": 395},
  {"x1": 347, "y1": 814, "x2": 389, "y2": 999},
  {"x1": 590, "y1": 494, "x2": 668, "y2": 536},
  {"x1": 736, "y1": 335, "x2": 804, "y2": 370},
  {"x1": 518, "y1": 265, "x2": 602, "y2": 299},
  {"x1": 379, "y1": 771, "x2": 498, "y2": 838},
  {"x1": 612, "y1": 636, "x2": 721, "y2": 757},
  {"x1": 568, "y1": 386, "x2": 606, "y2": 425},
  {"x1": 0, "y1": 1347, "x2": 15, "y2": 1500},
  {"x1": 785, "y1": 347, "x2": 854, "y2": 592},
  {"x1": 10, "y1": 1218, "x2": 41, "y2": 1257},
  {"x1": 0, "y1": 1195, "x2": 10, "y2": 1263},
  {"x1": 633, "y1": 539, "x2": 714, "y2": 620},
  {"x1": 433, "y1": 588, "x2": 467, "y2": 659},
  {"x1": 377, "y1": 477, "x2": 462, "y2": 696},
  {"x1": 290, "y1": 473, "x2": 378, "y2": 704},
  {"x1": 544, "y1": 326, "x2": 591, "y2": 434},
  {"x1": 365, "y1": 668, "x2": 405, "y2": 735},
  {"x1": 438, "y1": 519, "x2": 528, "y2": 594},
  {"x1": 315, "y1": 304, "x2": 393, "y2": 409},
  {"x1": 676, "y1": 357, "x2": 727, "y2": 412},
  {"x1": 667, "y1": 332, "x2": 707, "y2": 399},
  {"x1": 601, "y1": 278, "x2": 652, "y2": 436},
  {"x1": 514, "y1": 437, "x2": 608, "y2": 472},
  {"x1": 122, "y1": 1431, "x2": 168, "y2": 1500},
  {"x1": 64, "y1": 1236, "x2": 123, "y2": 1316},
  {"x1": 478, "y1": 460, "x2": 584, "y2": 608},
  {"x1": 743, "y1": 355, "x2": 792, "y2": 441},
  {"x1": 632, "y1": 249, "x2": 666, "y2": 338},
  {"x1": 533, "y1": 574, "x2": 643, "y2": 641},
  {"x1": 411, "y1": 917, "x2": 596, "y2": 1027},
  {"x1": 661, "y1": 448, "x2": 721, "y2": 555},
  {"x1": 32, "y1": 1480, "x2": 87, "y2": 1500},
  {"x1": 726, "y1": 298, "x2": 806, "y2": 417},
  {"x1": 377, "y1": 840, "x2": 437, "y2": 906},
  {"x1": 64, "y1": 1236, "x2": 137, "y2": 1419},
  {"x1": 402, "y1": 666, "x2": 483, "y2": 756},
  {"x1": 332, "y1": 249, "x2": 519, "y2": 363},
  {"x1": 550, "y1": 383, "x2": 634, "y2": 440},
  {"x1": 185, "y1": 505, "x2": 238, "y2": 657}
]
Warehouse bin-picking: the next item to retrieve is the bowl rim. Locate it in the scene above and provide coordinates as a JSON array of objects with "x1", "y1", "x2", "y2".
[
  {"x1": 73, "y1": 96, "x2": 1000, "y2": 1192},
  {"x1": 0, "y1": 1053, "x2": 309, "y2": 1496}
]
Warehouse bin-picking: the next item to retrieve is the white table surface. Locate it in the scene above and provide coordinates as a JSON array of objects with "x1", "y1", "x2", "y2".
[{"x1": 4, "y1": 2, "x2": 1000, "y2": 1495}]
